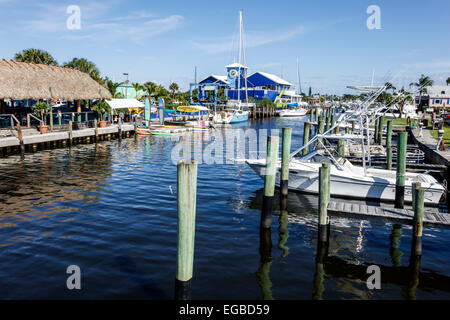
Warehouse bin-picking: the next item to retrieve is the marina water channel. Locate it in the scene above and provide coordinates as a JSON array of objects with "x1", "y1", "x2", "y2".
[{"x1": 0, "y1": 117, "x2": 449, "y2": 299}]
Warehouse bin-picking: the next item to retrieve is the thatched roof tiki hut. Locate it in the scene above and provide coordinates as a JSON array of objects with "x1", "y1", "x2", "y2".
[{"x1": 0, "y1": 59, "x2": 111, "y2": 124}]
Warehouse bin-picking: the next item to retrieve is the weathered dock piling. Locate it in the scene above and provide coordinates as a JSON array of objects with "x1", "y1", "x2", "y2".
[
  {"x1": 316, "y1": 116, "x2": 324, "y2": 150},
  {"x1": 337, "y1": 139, "x2": 344, "y2": 157},
  {"x1": 378, "y1": 116, "x2": 384, "y2": 145},
  {"x1": 302, "y1": 123, "x2": 311, "y2": 156},
  {"x1": 94, "y1": 119, "x2": 99, "y2": 142},
  {"x1": 386, "y1": 120, "x2": 393, "y2": 147},
  {"x1": 68, "y1": 121, "x2": 73, "y2": 147},
  {"x1": 318, "y1": 162, "x2": 330, "y2": 242},
  {"x1": 412, "y1": 183, "x2": 424, "y2": 256},
  {"x1": 175, "y1": 159, "x2": 198, "y2": 300},
  {"x1": 386, "y1": 120, "x2": 393, "y2": 169},
  {"x1": 16, "y1": 124, "x2": 25, "y2": 159},
  {"x1": 395, "y1": 132, "x2": 407, "y2": 209},
  {"x1": 280, "y1": 128, "x2": 292, "y2": 200},
  {"x1": 261, "y1": 136, "x2": 279, "y2": 229}
]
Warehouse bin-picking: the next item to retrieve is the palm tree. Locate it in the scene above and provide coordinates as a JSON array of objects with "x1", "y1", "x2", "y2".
[
  {"x1": 64, "y1": 58, "x2": 102, "y2": 83},
  {"x1": 446, "y1": 77, "x2": 450, "y2": 86},
  {"x1": 131, "y1": 82, "x2": 143, "y2": 99},
  {"x1": 169, "y1": 82, "x2": 179, "y2": 99},
  {"x1": 14, "y1": 48, "x2": 58, "y2": 65},
  {"x1": 143, "y1": 81, "x2": 157, "y2": 101},
  {"x1": 384, "y1": 82, "x2": 396, "y2": 94},
  {"x1": 104, "y1": 77, "x2": 122, "y2": 98},
  {"x1": 409, "y1": 74, "x2": 434, "y2": 110}
]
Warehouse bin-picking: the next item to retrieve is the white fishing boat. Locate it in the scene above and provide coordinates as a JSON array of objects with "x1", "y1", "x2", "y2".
[
  {"x1": 279, "y1": 108, "x2": 307, "y2": 118},
  {"x1": 246, "y1": 152, "x2": 444, "y2": 204},
  {"x1": 245, "y1": 84, "x2": 446, "y2": 205}
]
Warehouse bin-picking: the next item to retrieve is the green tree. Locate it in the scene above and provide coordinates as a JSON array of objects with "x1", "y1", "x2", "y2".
[
  {"x1": 308, "y1": 87, "x2": 312, "y2": 96},
  {"x1": 169, "y1": 82, "x2": 179, "y2": 99},
  {"x1": 384, "y1": 82, "x2": 396, "y2": 94},
  {"x1": 410, "y1": 75, "x2": 433, "y2": 110},
  {"x1": 14, "y1": 48, "x2": 58, "y2": 65},
  {"x1": 64, "y1": 58, "x2": 102, "y2": 83},
  {"x1": 396, "y1": 88, "x2": 413, "y2": 116},
  {"x1": 143, "y1": 81, "x2": 157, "y2": 101},
  {"x1": 104, "y1": 77, "x2": 123, "y2": 98},
  {"x1": 132, "y1": 82, "x2": 143, "y2": 99},
  {"x1": 446, "y1": 77, "x2": 450, "y2": 86}
]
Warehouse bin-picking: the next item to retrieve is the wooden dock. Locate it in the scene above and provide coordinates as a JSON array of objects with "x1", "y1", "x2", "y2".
[
  {"x1": 0, "y1": 124, "x2": 135, "y2": 148},
  {"x1": 327, "y1": 200, "x2": 450, "y2": 226}
]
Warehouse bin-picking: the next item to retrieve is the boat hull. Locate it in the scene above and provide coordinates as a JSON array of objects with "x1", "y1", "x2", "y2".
[
  {"x1": 246, "y1": 161, "x2": 444, "y2": 204},
  {"x1": 229, "y1": 112, "x2": 249, "y2": 123}
]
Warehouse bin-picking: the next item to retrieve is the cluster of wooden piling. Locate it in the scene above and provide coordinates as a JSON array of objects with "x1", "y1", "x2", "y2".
[
  {"x1": 172, "y1": 119, "x2": 433, "y2": 300},
  {"x1": 249, "y1": 106, "x2": 277, "y2": 119}
]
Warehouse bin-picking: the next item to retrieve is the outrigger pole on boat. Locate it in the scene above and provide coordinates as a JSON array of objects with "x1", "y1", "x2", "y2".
[{"x1": 289, "y1": 83, "x2": 427, "y2": 175}]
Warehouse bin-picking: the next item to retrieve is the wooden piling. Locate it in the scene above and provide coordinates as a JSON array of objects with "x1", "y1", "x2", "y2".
[
  {"x1": 118, "y1": 118, "x2": 122, "y2": 140},
  {"x1": 374, "y1": 117, "x2": 380, "y2": 144},
  {"x1": 412, "y1": 184, "x2": 424, "y2": 256},
  {"x1": 378, "y1": 116, "x2": 384, "y2": 145},
  {"x1": 261, "y1": 136, "x2": 279, "y2": 229},
  {"x1": 302, "y1": 122, "x2": 311, "y2": 156},
  {"x1": 387, "y1": 145, "x2": 393, "y2": 170},
  {"x1": 68, "y1": 121, "x2": 73, "y2": 147},
  {"x1": 386, "y1": 120, "x2": 393, "y2": 148},
  {"x1": 337, "y1": 139, "x2": 344, "y2": 157},
  {"x1": 395, "y1": 132, "x2": 407, "y2": 209},
  {"x1": 280, "y1": 128, "x2": 292, "y2": 199},
  {"x1": 94, "y1": 119, "x2": 99, "y2": 142},
  {"x1": 316, "y1": 116, "x2": 324, "y2": 150},
  {"x1": 16, "y1": 123, "x2": 25, "y2": 159},
  {"x1": 175, "y1": 159, "x2": 198, "y2": 300},
  {"x1": 318, "y1": 162, "x2": 330, "y2": 242}
]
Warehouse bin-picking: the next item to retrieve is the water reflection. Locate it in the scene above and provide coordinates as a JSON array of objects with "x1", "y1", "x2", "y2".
[{"x1": 256, "y1": 228, "x2": 274, "y2": 300}]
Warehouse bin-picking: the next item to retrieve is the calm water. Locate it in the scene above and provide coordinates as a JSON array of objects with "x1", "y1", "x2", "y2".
[{"x1": 0, "y1": 118, "x2": 449, "y2": 300}]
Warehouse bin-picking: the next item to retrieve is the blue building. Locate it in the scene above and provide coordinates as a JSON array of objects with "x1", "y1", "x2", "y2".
[{"x1": 191, "y1": 64, "x2": 300, "y2": 106}]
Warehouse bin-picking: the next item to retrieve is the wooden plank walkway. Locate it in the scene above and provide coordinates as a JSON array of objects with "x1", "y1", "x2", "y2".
[
  {"x1": 0, "y1": 124, "x2": 135, "y2": 148},
  {"x1": 327, "y1": 200, "x2": 450, "y2": 226}
]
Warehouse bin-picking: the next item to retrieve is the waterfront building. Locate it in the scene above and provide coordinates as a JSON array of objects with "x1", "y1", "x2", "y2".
[
  {"x1": 415, "y1": 86, "x2": 450, "y2": 112},
  {"x1": 191, "y1": 64, "x2": 301, "y2": 106}
]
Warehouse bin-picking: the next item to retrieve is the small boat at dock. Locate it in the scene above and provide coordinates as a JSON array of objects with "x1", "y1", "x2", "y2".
[{"x1": 278, "y1": 108, "x2": 307, "y2": 118}]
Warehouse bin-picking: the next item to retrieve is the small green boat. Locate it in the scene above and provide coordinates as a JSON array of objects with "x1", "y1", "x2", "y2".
[{"x1": 151, "y1": 132, "x2": 172, "y2": 136}]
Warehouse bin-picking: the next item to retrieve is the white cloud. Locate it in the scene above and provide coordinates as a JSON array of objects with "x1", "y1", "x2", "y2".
[
  {"x1": 190, "y1": 26, "x2": 307, "y2": 54},
  {"x1": 13, "y1": 2, "x2": 183, "y2": 45}
]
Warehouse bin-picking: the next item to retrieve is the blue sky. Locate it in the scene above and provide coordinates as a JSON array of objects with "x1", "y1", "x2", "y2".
[{"x1": 1, "y1": 0, "x2": 449, "y2": 94}]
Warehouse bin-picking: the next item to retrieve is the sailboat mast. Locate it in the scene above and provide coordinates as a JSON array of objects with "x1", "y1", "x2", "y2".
[
  {"x1": 242, "y1": 11, "x2": 249, "y2": 106},
  {"x1": 237, "y1": 10, "x2": 242, "y2": 104}
]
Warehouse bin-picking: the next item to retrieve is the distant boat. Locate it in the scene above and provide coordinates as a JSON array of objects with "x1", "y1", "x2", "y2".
[{"x1": 279, "y1": 108, "x2": 307, "y2": 118}]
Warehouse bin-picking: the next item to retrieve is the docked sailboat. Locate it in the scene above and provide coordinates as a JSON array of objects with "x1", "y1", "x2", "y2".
[{"x1": 213, "y1": 11, "x2": 250, "y2": 124}]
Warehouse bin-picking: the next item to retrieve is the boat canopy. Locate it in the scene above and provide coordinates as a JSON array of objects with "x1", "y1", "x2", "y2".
[
  {"x1": 177, "y1": 106, "x2": 209, "y2": 113},
  {"x1": 106, "y1": 98, "x2": 144, "y2": 110}
]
